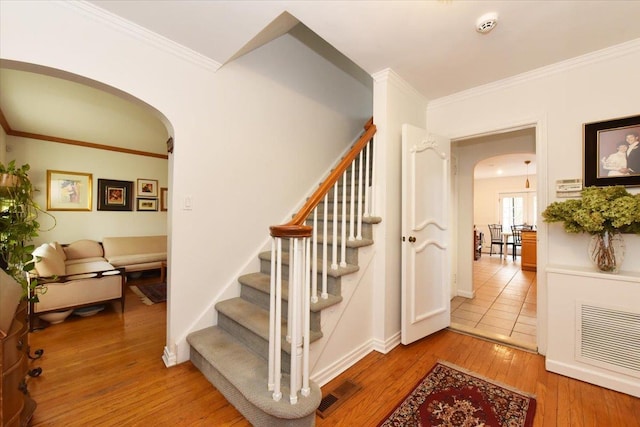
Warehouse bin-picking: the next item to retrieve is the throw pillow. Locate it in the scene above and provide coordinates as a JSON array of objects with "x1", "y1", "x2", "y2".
[
  {"x1": 63, "y1": 239, "x2": 104, "y2": 260},
  {"x1": 33, "y1": 243, "x2": 66, "y2": 277}
]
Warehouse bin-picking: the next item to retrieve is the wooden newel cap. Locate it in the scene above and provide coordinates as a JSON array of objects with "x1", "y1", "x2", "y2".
[{"x1": 270, "y1": 224, "x2": 313, "y2": 238}]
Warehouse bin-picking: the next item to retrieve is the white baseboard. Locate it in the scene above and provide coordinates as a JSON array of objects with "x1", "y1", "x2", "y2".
[
  {"x1": 546, "y1": 358, "x2": 640, "y2": 398},
  {"x1": 457, "y1": 289, "x2": 475, "y2": 299},
  {"x1": 162, "y1": 345, "x2": 178, "y2": 367},
  {"x1": 371, "y1": 331, "x2": 401, "y2": 354},
  {"x1": 310, "y1": 340, "x2": 374, "y2": 387}
]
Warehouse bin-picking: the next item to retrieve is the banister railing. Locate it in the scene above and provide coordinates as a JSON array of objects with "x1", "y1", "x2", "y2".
[
  {"x1": 268, "y1": 118, "x2": 376, "y2": 404},
  {"x1": 270, "y1": 118, "x2": 376, "y2": 238}
]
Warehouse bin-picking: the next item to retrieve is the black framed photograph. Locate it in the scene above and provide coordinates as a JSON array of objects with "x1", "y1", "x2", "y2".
[
  {"x1": 137, "y1": 197, "x2": 158, "y2": 211},
  {"x1": 97, "y1": 179, "x2": 133, "y2": 211},
  {"x1": 584, "y1": 114, "x2": 640, "y2": 187}
]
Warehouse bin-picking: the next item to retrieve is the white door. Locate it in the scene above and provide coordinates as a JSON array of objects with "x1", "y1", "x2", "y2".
[{"x1": 401, "y1": 124, "x2": 451, "y2": 345}]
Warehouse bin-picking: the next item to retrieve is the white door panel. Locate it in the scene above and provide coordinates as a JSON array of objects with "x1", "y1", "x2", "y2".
[{"x1": 401, "y1": 124, "x2": 451, "y2": 345}]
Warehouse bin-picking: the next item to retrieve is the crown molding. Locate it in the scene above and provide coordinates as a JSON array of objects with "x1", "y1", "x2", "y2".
[
  {"x1": 372, "y1": 68, "x2": 427, "y2": 102},
  {"x1": 428, "y1": 38, "x2": 640, "y2": 110},
  {"x1": 64, "y1": 1, "x2": 221, "y2": 73}
]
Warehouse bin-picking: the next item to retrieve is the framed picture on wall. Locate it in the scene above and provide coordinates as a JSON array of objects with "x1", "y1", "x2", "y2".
[
  {"x1": 47, "y1": 170, "x2": 92, "y2": 211},
  {"x1": 97, "y1": 179, "x2": 133, "y2": 211},
  {"x1": 584, "y1": 114, "x2": 640, "y2": 187},
  {"x1": 137, "y1": 197, "x2": 158, "y2": 211},
  {"x1": 137, "y1": 178, "x2": 158, "y2": 197}
]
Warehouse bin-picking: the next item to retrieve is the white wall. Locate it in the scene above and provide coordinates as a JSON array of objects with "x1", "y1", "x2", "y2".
[
  {"x1": 7, "y1": 136, "x2": 168, "y2": 243},
  {"x1": 0, "y1": 1, "x2": 372, "y2": 364},
  {"x1": 427, "y1": 38, "x2": 640, "y2": 354},
  {"x1": 372, "y1": 70, "x2": 428, "y2": 349}
]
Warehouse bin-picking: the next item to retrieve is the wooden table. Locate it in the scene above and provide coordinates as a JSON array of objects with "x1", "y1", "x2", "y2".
[{"x1": 160, "y1": 261, "x2": 167, "y2": 283}]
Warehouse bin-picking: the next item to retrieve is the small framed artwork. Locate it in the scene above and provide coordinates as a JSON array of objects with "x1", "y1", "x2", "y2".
[
  {"x1": 137, "y1": 178, "x2": 158, "y2": 197},
  {"x1": 97, "y1": 179, "x2": 133, "y2": 211},
  {"x1": 584, "y1": 114, "x2": 640, "y2": 187},
  {"x1": 137, "y1": 197, "x2": 158, "y2": 211},
  {"x1": 160, "y1": 187, "x2": 168, "y2": 211},
  {"x1": 47, "y1": 170, "x2": 92, "y2": 211}
]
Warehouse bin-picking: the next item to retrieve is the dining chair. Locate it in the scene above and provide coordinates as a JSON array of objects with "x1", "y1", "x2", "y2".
[
  {"x1": 510, "y1": 225, "x2": 523, "y2": 260},
  {"x1": 487, "y1": 224, "x2": 503, "y2": 256}
]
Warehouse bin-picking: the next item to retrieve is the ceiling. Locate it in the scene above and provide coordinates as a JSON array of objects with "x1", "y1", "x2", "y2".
[{"x1": 2, "y1": 1, "x2": 640, "y2": 168}]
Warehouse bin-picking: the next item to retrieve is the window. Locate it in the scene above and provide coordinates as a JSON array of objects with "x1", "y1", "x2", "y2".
[{"x1": 499, "y1": 191, "x2": 536, "y2": 230}]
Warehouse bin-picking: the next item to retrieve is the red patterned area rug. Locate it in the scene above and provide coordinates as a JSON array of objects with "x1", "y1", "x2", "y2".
[{"x1": 379, "y1": 361, "x2": 536, "y2": 427}]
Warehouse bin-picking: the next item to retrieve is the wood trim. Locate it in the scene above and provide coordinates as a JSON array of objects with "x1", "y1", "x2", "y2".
[
  {"x1": 0, "y1": 108, "x2": 12, "y2": 134},
  {"x1": 270, "y1": 119, "x2": 376, "y2": 238},
  {"x1": 8, "y1": 129, "x2": 168, "y2": 160},
  {"x1": 0, "y1": 106, "x2": 168, "y2": 160}
]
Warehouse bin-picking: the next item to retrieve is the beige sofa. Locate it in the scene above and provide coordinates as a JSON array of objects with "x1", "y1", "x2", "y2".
[
  {"x1": 30, "y1": 240, "x2": 125, "y2": 328},
  {"x1": 102, "y1": 235, "x2": 167, "y2": 280}
]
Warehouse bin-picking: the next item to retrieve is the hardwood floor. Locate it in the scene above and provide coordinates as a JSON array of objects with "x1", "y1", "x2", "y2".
[{"x1": 27, "y1": 276, "x2": 639, "y2": 426}]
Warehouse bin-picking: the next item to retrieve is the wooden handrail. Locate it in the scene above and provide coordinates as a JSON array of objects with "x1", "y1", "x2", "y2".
[{"x1": 270, "y1": 119, "x2": 376, "y2": 238}]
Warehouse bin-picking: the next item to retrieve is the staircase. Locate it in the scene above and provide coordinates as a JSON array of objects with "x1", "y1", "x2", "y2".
[{"x1": 187, "y1": 121, "x2": 378, "y2": 426}]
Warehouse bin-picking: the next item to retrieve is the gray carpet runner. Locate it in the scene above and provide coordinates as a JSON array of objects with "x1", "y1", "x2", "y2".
[{"x1": 187, "y1": 171, "x2": 380, "y2": 425}]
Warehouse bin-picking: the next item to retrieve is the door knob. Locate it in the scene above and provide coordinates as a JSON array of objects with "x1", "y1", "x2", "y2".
[{"x1": 408, "y1": 236, "x2": 416, "y2": 243}]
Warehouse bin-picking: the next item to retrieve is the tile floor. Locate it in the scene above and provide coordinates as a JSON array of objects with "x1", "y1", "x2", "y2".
[{"x1": 450, "y1": 252, "x2": 537, "y2": 350}]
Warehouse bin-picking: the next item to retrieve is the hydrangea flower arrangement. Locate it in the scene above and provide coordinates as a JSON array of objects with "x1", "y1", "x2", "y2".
[{"x1": 542, "y1": 186, "x2": 640, "y2": 235}]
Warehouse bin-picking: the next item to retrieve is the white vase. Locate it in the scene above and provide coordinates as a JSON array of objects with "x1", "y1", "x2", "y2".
[{"x1": 588, "y1": 231, "x2": 625, "y2": 273}]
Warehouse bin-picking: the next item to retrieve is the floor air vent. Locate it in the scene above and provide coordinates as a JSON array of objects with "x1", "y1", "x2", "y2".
[
  {"x1": 316, "y1": 379, "x2": 361, "y2": 418},
  {"x1": 577, "y1": 303, "x2": 640, "y2": 378}
]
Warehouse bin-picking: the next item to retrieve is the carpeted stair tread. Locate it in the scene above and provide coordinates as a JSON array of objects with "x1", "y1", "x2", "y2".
[
  {"x1": 238, "y1": 272, "x2": 344, "y2": 312},
  {"x1": 313, "y1": 235, "x2": 374, "y2": 248},
  {"x1": 216, "y1": 298, "x2": 324, "y2": 351},
  {"x1": 308, "y1": 213, "x2": 382, "y2": 225},
  {"x1": 259, "y1": 251, "x2": 360, "y2": 277},
  {"x1": 187, "y1": 326, "x2": 321, "y2": 421}
]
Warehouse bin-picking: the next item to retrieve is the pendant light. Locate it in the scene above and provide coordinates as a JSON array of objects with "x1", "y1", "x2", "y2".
[{"x1": 525, "y1": 160, "x2": 531, "y2": 189}]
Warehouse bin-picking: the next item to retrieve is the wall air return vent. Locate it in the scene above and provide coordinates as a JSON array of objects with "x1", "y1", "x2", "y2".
[{"x1": 576, "y1": 302, "x2": 640, "y2": 378}]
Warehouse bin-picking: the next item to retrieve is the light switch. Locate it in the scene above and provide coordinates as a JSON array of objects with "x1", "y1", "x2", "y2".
[{"x1": 183, "y1": 195, "x2": 193, "y2": 210}]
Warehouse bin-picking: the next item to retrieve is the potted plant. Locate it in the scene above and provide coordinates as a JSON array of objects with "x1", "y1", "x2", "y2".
[
  {"x1": 542, "y1": 185, "x2": 640, "y2": 273},
  {"x1": 0, "y1": 161, "x2": 55, "y2": 299}
]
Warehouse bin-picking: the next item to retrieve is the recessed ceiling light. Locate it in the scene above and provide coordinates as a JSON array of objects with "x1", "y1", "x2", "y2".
[{"x1": 476, "y1": 12, "x2": 498, "y2": 34}]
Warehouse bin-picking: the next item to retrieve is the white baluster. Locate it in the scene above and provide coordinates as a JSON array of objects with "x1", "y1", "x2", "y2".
[
  {"x1": 340, "y1": 172, "x2": 347, "y2": 267},
  {"x1": 272, "y1": 238, "x2": 282, "y2": 402},
  {"x1": 311, "y1": 209, "x2": 318, "y2": 304},
  {"x1": 370, "y1": 138, "x2": 376, "y2": 217},
  {"x1": 268, "y1": 239, "x2": 276, "y2": 391},
  {"x1": 349, "y1": 159, "x2": 356, "y2": 241},
  {"x1": 322, "y1": 194, "x2": 328, "y2": 299},
  {"x1": 331, "y1": 182, "x2": 338, "y2": 270},
  {"x1": 287, "y1": 240, "x2": 293, "y2": 343},
  {"x1": 289, "y1": 238, "x2": 303, "y2": 404},
  {"x1": 302, "y1": 237, "x2": 311, "y2": 397},
  {"x1": 363, "y1": 141, "x2": 371, "y2": 218},
  {"x1": 357, "y1": 150, "x2": 363, "y2": 240}
]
